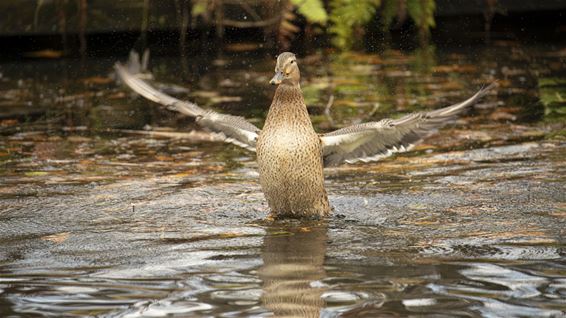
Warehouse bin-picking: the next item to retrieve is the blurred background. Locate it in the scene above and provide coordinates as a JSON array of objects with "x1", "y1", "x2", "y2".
[{"x1": 1, "y1": 0, "x2": 566, "y2": 55}]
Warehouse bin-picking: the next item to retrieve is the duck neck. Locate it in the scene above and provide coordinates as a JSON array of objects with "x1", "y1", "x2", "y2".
[{"x1": 265, "y1": 83, "x2": 312, "y2": 129}]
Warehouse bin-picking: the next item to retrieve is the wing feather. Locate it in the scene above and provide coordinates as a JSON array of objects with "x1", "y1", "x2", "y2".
[
  {"x1": 114, "y1": 63, "x2": 260, "y2": 151},
  {"x1": 321, "y1": 83, "x2": 496, "y2": 166}
]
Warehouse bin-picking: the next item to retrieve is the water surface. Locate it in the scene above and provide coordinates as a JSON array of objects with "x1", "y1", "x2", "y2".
[{"x1": 0, "y1": 40, "x2": 565, "y2": 317}]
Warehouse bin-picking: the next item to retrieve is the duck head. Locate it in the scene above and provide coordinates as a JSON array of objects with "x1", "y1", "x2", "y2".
[{"x1": 270, "y1": 52, "x2": 300, "y2": 86}]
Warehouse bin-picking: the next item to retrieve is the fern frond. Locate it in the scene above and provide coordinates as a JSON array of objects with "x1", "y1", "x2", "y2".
[
  {"x1": 407, "y1": 0, "x2": 436, "y2": 42},
  {"x1": 329, "y1": 0, "x2": 382, "y2": 50}
]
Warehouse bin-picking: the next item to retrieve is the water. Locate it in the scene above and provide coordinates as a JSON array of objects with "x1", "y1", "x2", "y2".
[{"x1": 0, "y1": 39, "x2": 565, "y2": 317}]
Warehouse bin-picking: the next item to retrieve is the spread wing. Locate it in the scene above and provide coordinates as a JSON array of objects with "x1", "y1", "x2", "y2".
[
  {"x1": 321, "y1": 83, "x2": 496, "y2": 166},
  {"x1": 114, "y1": 63, "x2": 260, "y2": 151}
]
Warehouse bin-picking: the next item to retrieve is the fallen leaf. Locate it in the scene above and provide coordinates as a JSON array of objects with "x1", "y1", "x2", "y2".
[
  {"x1": 209, "y1": 96, "x2": 242, "y2": 104},
  {"x1": 225, "y1": 42, "x2": 262, "y2": 52},
  {"x1": 219, "y1": 232, "x2": 244, "y2": 238},
  {"x1": 0, "y1": 119, "x2": 18, "y2": 127},
  {"x1": 24, "y1": 49, "x2": 63, "y2": 58},
  {"x1": 41, "y1": 232, "x2": 70, "y2": 243},
  {"x1": 24, "y1": 171, "x2": 48, "y2": 177},
  {"x1": 432, "y1": 65, "x2": 477, "y2": 73},
  {"x1": 155, "y1": 155, "x2": 174, "y2": 161},
  {"x1": 67, "y1": 136, "x2": 91, "y2": 143},
  {"x1": 83, "y1": 76, "x2": 113, "y2": 85},
  {"x1": 490, "y1": 110, "x2": 517, "y2": 121}
]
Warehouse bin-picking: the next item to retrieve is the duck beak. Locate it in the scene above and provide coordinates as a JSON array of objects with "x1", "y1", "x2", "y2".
[{"x1": 269, "y1": 71, "x2": 284, "y2": 85}]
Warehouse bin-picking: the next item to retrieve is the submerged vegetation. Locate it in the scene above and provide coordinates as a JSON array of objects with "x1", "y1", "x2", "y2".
[{"x1": 538, "y1": 77, "x2": 566, "y2": 120}]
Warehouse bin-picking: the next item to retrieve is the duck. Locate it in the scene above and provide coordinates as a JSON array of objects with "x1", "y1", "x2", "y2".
[{"x1": 115, "y1": 52, "x2": 495, "y2": 219}]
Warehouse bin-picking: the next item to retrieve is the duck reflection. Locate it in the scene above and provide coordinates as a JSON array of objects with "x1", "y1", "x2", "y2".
[{"x1": 258, "y1": 222, "x2": 328, "y2": 317}]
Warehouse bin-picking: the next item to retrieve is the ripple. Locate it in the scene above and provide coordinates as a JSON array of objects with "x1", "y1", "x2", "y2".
[
  {"x1": 460, "y1": 263, "x2": 547, "y2": 299},
  {"x1": 427, "y1": 263, "x2": 566, "y2": 317},
  {"x1": 9, "y1": 294, "x2": 138, "y2": 317},
  {"x1": 210, "y1": 289, "x2": 262, "y2": 302},
  {"x1": 122, "y1": 301, "x2": 214, "y2": 318},
  {"x1": 402, "y1": 298, "x2": 437, "y2": 307},
  {"x1": 321, "y1": 291, "x2": 369, "y2": 304},
  {"x1": 546, "y1": 279, "x2": 566, "y2": 299},
  {"x1": 206, "y1": 272, "x2": 262, "y2": 284}
]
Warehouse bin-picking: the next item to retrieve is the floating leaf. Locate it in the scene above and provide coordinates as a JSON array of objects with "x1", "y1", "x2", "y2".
[
  {"x1": 24, "y1": 49, "x2": 63, "y2": 59},
  {"x1": 25, "y1": 171, "x2": 48, "y2": 177},
  {"x1": 41, "y1": 232, "x2": 70, "y2": 244},
  {"x1": 82, "y1": 76, "x2": 113, "y2": 85}
]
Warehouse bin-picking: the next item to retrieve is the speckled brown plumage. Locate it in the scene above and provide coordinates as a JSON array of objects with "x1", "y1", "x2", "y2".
[
  {"x1": 257, "y1": 78, "x2": 330, "y2": 219},
  {"x1": 119, "y1": 52, "x2": 333, "y2": 218}
]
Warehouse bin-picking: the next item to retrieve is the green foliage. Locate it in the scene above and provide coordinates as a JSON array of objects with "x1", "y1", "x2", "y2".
[
  {"x1": 186, "y1": 0, "x2": 437, "y2": 50},
  {"x1": 329, "y1": 0, "x2": 381, "y2": 50},
  {"x1": 539, "y1": 77, "x2": 566, "y2": 120},
  {"x1": 191, "y1": 0, "x2": 209, "y2": 19},
  {"x1": 329, "y1": 0, "x2": 437, "y2": 50},
  {"x1": 291, "y1": 0, "x2": 328, "y2": 25},
  {"x1": 380, "y1": 0, "x2": 399, "y2": 31},
  {"x1": 407, "y1": 0, "x2": 436, "y2": 41}
]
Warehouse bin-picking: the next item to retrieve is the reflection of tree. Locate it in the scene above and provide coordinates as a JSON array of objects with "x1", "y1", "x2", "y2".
[{"x1": 259, "y1": 223, "x2": 328, "y2": 317}]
